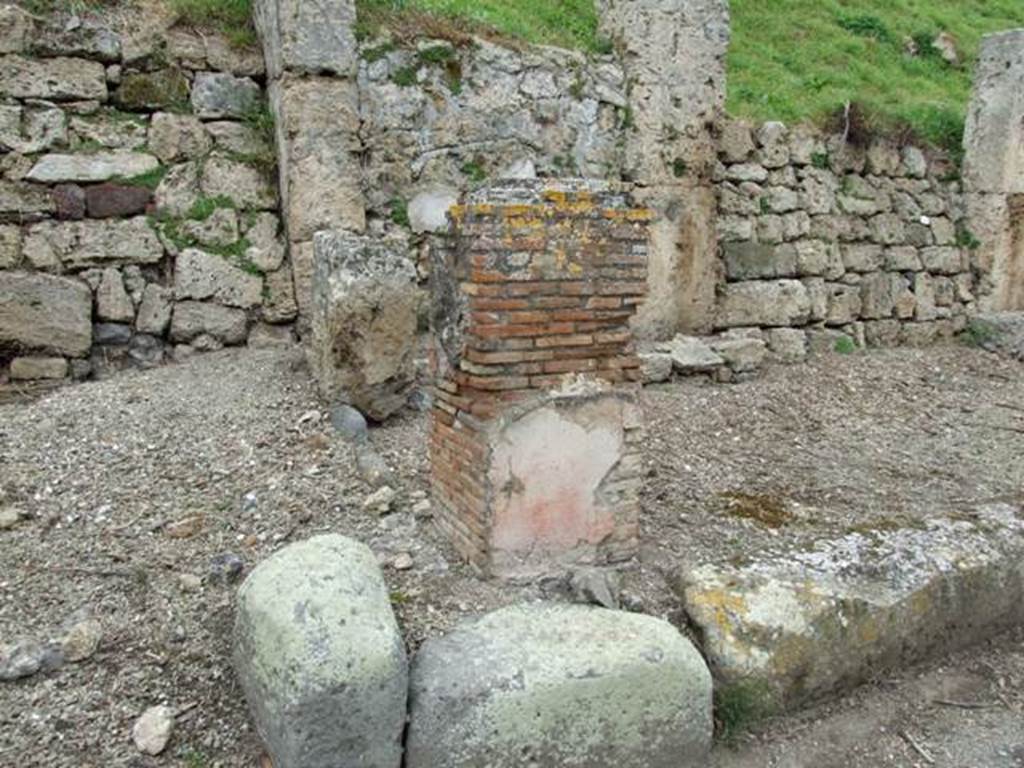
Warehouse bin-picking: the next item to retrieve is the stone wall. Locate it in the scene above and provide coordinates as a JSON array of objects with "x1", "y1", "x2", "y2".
[
  {"x1": 712, "y1": 120, "x2": 974, "y2": 350},
  {"x1": 0, "y1": 3, "x2": 292, "y2": 384}
]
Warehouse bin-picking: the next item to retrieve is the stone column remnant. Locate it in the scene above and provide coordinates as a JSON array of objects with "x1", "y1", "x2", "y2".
[
  {"x1": 430, "y1": 179, "x2": 652, "y2": 579},
  {"x1": 962, "y1": 28, "x2": 1024, "y2": 311},
  {"x1": 310, "y1": 231, "x2": 418, "y2": 421}
]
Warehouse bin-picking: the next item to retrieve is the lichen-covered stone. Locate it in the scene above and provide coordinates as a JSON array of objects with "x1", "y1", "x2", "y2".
[
  {"x1": 253, "y1": 0, "x2": 359, "y2": 79},
  {"x1": 190, "y1": 72, "x2": 261, "y2": 119},
  {"x1": 23, "y1": 217, "x2": 162, "y2": 269},
  {"x1": 200, "y1": 156, "x2": 277, "y2": 210},
  {"x1": 115, "y1": 69, "x2": 189, "y2": 111},
  {"x1": 0, "y1": 55, "x2": 107, "y2": 101},
  {"x1": 407, "y1": 603, "x2": 712, "y2": 768},
  {"x1": 234, "y1": 534, "x2": 407, "y2": 768},
  {"x1": 310, "y1": 231, "x2": 418, "y2": 421},
  {"x1": 0, "y1": 102, "x2": 66, "y2": 153},
  {"x1": 676, "y1": 503, "x2": 1024, "y2": 710},
  {"x1": 0, "y1": 271, "x2": 92, "y2": 356}
]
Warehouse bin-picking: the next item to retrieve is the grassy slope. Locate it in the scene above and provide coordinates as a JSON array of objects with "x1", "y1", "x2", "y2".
[{"x1": 727, "y1": 0, "x2": 1024, "y2": 149}]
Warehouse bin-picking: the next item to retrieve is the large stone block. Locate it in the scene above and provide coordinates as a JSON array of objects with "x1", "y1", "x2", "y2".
[
  {"x1": 0, "y1": 102, "x2": 66, "y2": 154},
  {"x1": 190, "y1": 72, "x2": 261, "y2": 119},
  {"x1": 407, "y1": 603, "x2": 712, "y2": 768},
  {"x1": 963, "y1": 30, "x2": 1024, "y2": 195},
  {"x1": 716, "y1": 280, "x2": 811, "y2": 328},
  {"x1": 310, "y1": 231, "x2": 418, "y2": 420},
  {"x1": 234, "y1": 535, "x2": 407, "y2": 768},
  {"x1": 676, "y1": 503, "x2": 1024, "y2": 711},
  {"x1": 253, "y1": 0, "x2": 358, "y2": 79},
  {"x1": 270, "y1": 76, "x2": 364, "y2": 240},
  {"x1": 0, "y1": 55, "x2": 106, "y2": 101},
  {"x1": 200, "y1": 156, "x2": 277, "y2": 211},
  {"x1": 22, "y1": 218, "x2": 163, "y2": 270},
  {"x1": 0, "y1": 271, "x2": 91, "y2": 356},
  {"x1": 26, "y1": 152, "x2": 159, "y2": 184},
  {"x1": 967, "y1": 192, "x2": 1024, "y2": 311}
]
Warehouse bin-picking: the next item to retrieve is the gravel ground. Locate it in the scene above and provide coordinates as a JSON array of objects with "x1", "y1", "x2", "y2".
[{"x1": 0, "y1": 343, "x2": 1022, "y2": 766}]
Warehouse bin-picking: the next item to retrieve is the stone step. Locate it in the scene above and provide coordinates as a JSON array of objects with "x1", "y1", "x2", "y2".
[{"x1": 674, "y1": 502, "x2": 1024, "y2": 713}]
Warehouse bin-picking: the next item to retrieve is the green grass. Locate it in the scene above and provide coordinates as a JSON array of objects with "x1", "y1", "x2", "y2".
[
  {"x1": 169, "y1": 0, "x2": 257, "y2": 47},
  {"x1": 727, "y1": 0, "x2": 1024, "y2": 151},
  {"x1": 355, "y1": 0, "x2": 610, "y2": 52}
]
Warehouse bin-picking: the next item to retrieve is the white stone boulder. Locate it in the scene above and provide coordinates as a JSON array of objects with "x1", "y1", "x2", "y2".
[
  {"x1": 310, "y1": 231, "x2": 418, "y2": 421},
  {"x1": 406, "y1": 603, "x2": 712, "y2": 768},
  {"x1": 233, "y1": 535, "x2": 407, "y2": 768}
]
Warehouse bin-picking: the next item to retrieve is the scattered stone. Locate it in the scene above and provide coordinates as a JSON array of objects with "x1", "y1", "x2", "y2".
[
  {"x1": 932, "y1": 31, "x2": 960, "y2": 66},
  {"x1": 0, "y1": 507, "x2": 24, "y2": 530},
  {"x1": 209, "y1": 552, "x2": 244, "y2": 584},
  {"x1": 9, "y1": 356, "x2": 68, "y2": 381},
  {"x1": 406, "y1": 603, "x2": 713, "y2": 768},
  {"x1": 177, "y1": 573, "x2": 202, "y2": 592},
  {"x1": 165, "y1": 515, "x2": 203, "y2": 539},
  {"x1": 766, "y1": 328, "x2": 807, "y2": 364},
  {"x1": 639, "y1": 351, "x2": 673, "y2": 383},
  {"x1": 411, "y1": 499, "x2": 433, "y2": 519},
  {"x1": 392, "y1": 552, "x2": 414, "y2": 571},
  {"x1": 329, "y1": 404, "x2": 368, "y2": 441},
  {"x1": 233, "y1": 535, "x2": 407, "y2": 768},
  {"x1": 27, "y1": 152, "x2": 159, "y2": 184},
  {"x1": 363, "y1": 486, "x2": 396, "y2": 516},
  {"x1": 310, "y1": 232, "x2": 419, "y2": 421},
  {"x1": 0, "y1": 642, "x2": 49, "y2": 682},
  {"x1": 655, "y1": 335, "x2": 724, "y2": 374},
  {"x1": 84, "y1": 183, "x2": 152, "y2": 218},
  {"x1": 711, "y1": 337, "x2": 767, "y2": 373},
  {"x1": 190, "y1": 72, "x2": 261, "y2": 118},
  {"x1": 59, "y1": 614, "x2": 103, "y2": 663},
  {"x1": 568, "y1": 567, "x2": 621, "y2": 609},
  {"x1": 132, "y1": 705, "x2": 175, "y2": 756}
]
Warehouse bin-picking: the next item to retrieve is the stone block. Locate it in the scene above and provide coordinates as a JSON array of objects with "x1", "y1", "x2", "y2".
[
  {"x1": 136, "y1": 284, "x2": 172, "y2": 336},
  {"x1": 174, "y1": 249, "x2": 262, "y2": 309},
  {"x1": 0, "y1": 5, "x2": 33, "y2": 55},
  {"x1": 0, "y1": 224, "x2": 20, "y2": 268},
  {"x1": 963, "y1": 30, "x2": 1024, "y2": 194},
  {"x1": 678, "y1": 505, "x2": 1024, "y2": 710},
  {"x1": 114, "y1": 69, "x2": 189, "y2": 111},
  {"x1": 84, "y1": 184, "x2": 152, "y2": 219},
  {"x1": 201, "y1": 156, "x2": 277, "y2": 211},
  {"x1": 407, "y1": 603, "x2": 712, "y2": 768},
  {"x1": 0, "y1": 102, "x2": 66, "y2": 154},
  {"x1": 723, "y1": 241, "x2": 792, "y2": 280},
  {"x1": 96, "y1": 268, "x2": 134, "y2": 322},
  {"x1": 234, "y1": 535, "x2": 407, "y2": 768},
  {"x1": 0, "y1": 55, "x2": 107, "y2": 101},
  {"x1": 23, "y1": 218, "x2": 163, "y2": 269},
  {"x1": 170, "y1": 301, "x2": 247, "y2": 344},
  {"x1": 253, "y1": 0, "x2": 358, "y2": 79},
  {"x1": 26, "y1": 152, "x2": 159, "y2": 184},
  {"x1": 766, "y1": 327, "x2": 807, "y2": 363},
  {"x1": 310, "y1": 231, "x2": 418, "y2": 420},
  {"x1": 717, "y1": 280, "x2": 811, "y2": 328},
  {"x1": 147, "y1": 113, "x2": 212, "y2": 163},
  {"x1": 9, "y1": 356, "x2": 68, "y2": 380},
  {"x1": 190, "y1": 72, "x2": 261, "y2": 119},
  {"x1": 0, "y1": 271, "x2": 92, "y2": 356},
  {"x1": 53, "y1": 184, "x2": 86, "y2": 220}
]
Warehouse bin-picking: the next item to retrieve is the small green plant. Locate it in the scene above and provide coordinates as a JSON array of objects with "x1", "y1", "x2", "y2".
[
  {"x1": 417, "y1": 44, "x2": 456, "y2": 64},
  {"x1": 390, "y1": 197, "x2": 410, "y2": 228},
  {"x1": 118, "y1": 166, "x2": 169, "y2": 191},
  {"x1": 758, "y1": 196, "x2": 770, "y2": 214},
  {"x1": 240, "y1": 102, "x2": 278, "y2": 176},
  {"x1": 390, "y1": 65, "x2": 420, "y2": 87},
  {"x1": 672, "y1": 158, "x2": 688, "y2": 178},
  {"x1": 811, "y1": 152, "x2": 830, "y2": 170},
  {"x1": 186, "y1": 195, "x2": 235, "y2": 222},
  {"x1": 834, "y1": 336, "x2": 857, "y2": 355},
  {"x1": 618, "y1": 106, "x2": 634, "y2": 130},
  {"x1": 955, "y1": 224, "x2": 982, "y2": 250},
  {"x1": 181, "y1": 748, "x2": 211, "y2": 768},
  {"x1": 362, "y1": 42, "x2": 397, "y2": 63},
  {"x1": 961, "y1": 318, "x2": 1000, "y2": 349},
  {"x1": 461, "y1": 160, "x2": 487, "y2": 183},
  {"x1": 715, "y1": 680, "x2": 773, "y2": 743},
  {"x1": 389, "y1": 589, "x2": 410, "y2": 605},
  {"x1": 836, "y1": 14, "x2": 892, "y2": 43}
]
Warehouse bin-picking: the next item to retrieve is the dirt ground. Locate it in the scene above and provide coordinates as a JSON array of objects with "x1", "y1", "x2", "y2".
[{"x1": 1, "y1": 343, "x2": 1022, "y2": 767}]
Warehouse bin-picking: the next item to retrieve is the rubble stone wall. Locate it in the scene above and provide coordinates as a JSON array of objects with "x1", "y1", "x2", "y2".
[
  {"x1": 0, "y1": 3, "x2": 293, "y2": 384},
  {"x1": 712, "y1": 119, "x2": 975, "y2": 350}
]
